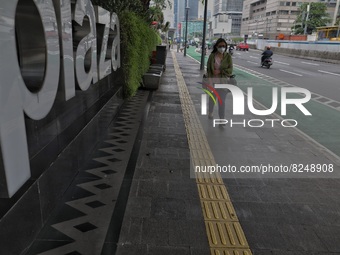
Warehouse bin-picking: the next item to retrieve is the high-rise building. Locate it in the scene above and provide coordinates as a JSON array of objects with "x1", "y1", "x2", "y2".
[
  {"x1": 241, "y1": 0, "x2": 338, "y2": 39},
  {"x1": 188, "y1": 0, "x2": 200, "y2": 20},
  {"x1": 174, "y1": 0, "x2": 178, "y2": 28},
  {"x1": 178, "y1": 0, "x2": 200, "y2": 21},
  {"x1": 212, "y1": 0, "x2": 243, "y2": 37},
  {"x1": 175, "y1": 0, "x2": 201, "y2": 40}
]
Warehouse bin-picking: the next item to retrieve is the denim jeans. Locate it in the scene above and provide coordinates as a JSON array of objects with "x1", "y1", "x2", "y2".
[
  {"x1": 209, "y1": 89, "x2": 229, "y2": 119},
  {"x1": 208, "y1": 77, "x2": 237, "y2": 119}
]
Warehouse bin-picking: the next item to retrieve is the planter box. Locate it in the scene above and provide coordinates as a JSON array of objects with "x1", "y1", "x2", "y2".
[
  {"x1": 143, "y1": 73, "x2": 161, "y2": 89},
  {"x1": 147, "y1": 69, "x2": 162, "y2": 75},
  {"x1": 150, "y1": 64, "x2": 165, "y2": 71}
]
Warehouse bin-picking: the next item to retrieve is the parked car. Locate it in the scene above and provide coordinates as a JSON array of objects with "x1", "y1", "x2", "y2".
[{"x1": 236, "y1": 42, "x2": 249, "y2": 51}]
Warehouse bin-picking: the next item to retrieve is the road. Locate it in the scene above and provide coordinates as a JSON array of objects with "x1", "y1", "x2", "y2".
[
  {"x1": 186, "y1": 46, "x2": 340, "y2": 158},
  {"x1": 233, "y1": 49, "x2": 340, "y2": 102}
]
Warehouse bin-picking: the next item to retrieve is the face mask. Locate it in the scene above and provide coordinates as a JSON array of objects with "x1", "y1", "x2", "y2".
[{"x1": 218, "y1": 47, "x2": 226, "y2": 53}]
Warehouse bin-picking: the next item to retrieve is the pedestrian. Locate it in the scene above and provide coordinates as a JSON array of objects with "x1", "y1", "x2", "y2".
[{"x1": 206, "y1": 38, "x2": 236, "y2": 121}]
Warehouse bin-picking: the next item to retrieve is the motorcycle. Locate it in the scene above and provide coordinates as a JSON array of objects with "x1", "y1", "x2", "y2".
[
  {"x1": 261, "y1": 57, "x2": 273, "y2": 69},
  {"x1": 228, "y1": 47, "x2": 234, "y2": 55}
]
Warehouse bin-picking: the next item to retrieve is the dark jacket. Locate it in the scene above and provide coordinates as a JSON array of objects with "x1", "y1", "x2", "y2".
[
  {"x1": 207, "y1": 52, "x2": 233, "y2": 78},
  {"x1": 262, "y1": 49, "x2": 273, "y2": 57}
]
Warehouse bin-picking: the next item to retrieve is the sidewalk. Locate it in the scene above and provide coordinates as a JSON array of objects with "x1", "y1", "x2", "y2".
[
  {"x1": 25, "y1": 49, "x2": 340, "y2": 255},
  {"x1": 174, "y1": 49, "x2": 340, "y2": 254},
  {"x1": 115, "y1": 50, "x2": 210, "y2": 255}
]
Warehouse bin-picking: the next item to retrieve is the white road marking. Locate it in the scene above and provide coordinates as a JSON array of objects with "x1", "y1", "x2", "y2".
[
  {"x1": 318, "y1": 70, "x2": 340, "y2": 77},
  {"x1": 301, "y1": 61, "x2": 320, "y2": 66},
  {"x1": 249, "y1": 56, "x2": 257, "y2": 59},
  {"x1": 247, "y1": 61, "x2": 259, "y2": 65},
  {"x1": 275, "y1": 61, "x2": 290, "y2": 66},
  {"x1": 279, "y1": 69, "x2": 303, "y2": 76}
]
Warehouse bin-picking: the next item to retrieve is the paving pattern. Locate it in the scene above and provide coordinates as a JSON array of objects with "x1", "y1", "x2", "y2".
[{"x1": 26, "y1": 92, "x2": 149, "y2": 255}]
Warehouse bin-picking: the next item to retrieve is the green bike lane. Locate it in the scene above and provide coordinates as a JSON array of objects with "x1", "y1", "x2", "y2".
[{"x1": 186, "y1": 46, "x2": 340, "y2": 158}]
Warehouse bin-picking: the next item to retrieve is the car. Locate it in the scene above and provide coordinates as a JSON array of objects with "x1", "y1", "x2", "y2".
[{"x1": 236, "y1": 42, "x2": 249, "y2": 51}]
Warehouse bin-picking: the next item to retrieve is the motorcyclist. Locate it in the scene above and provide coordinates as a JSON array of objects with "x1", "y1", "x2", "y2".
[
  {"x1": 261, "y1": 46, "x2": 273, "y2": 64},
  {"x1": 228, "y1": 44, "x2": 235, "y2": 54}
]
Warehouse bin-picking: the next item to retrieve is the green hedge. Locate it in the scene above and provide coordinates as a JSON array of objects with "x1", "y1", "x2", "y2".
[{"x1": 119, "y1": 11, "x2": 161, "y2": 97}]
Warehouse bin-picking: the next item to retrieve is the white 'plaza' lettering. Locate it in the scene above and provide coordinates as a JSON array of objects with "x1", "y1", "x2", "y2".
[{"x1": 0, "y1": 0, "x2": 120, "y2": 197}]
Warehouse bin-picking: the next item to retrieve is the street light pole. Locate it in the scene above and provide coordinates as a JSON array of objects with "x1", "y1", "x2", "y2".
[
  {"x1": 332, "y1": 0, "x2": 340, "y2": 26},
  {"x1": 184, "y1": 1, "x2": 190, "y2": 57},
  {"x1": 255, "y1": 20, "x2": 258, "y2": 38},
  {"x1": 304, "y1": 4, "x2": 310, "y2": 35},
  {"x1": 200, "y1": 0, "x2": 208, "y2": 70},
  {"x1": 177, "y1": 23, "x2": 181, "y2": 52}
]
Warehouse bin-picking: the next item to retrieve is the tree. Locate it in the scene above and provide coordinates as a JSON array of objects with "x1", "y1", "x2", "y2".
[
  {"x1": 336, "y1": 15, "x2": 340, "y2": 26},
  {"x1": 92, "y1": 0, "x2": 145, "y2": 16},
  {"x1": 293, "y1": 2, "x2": 331, "y2": 34},
  {"x1": 153, "y1": 0, "x2": 172, "y2": 9},
  {"x1": 149, "y1": 5, "x2": 164, "y2": 24},
  {"x1": 147, "y1": 0, "x2": 173, "y2": 33}
]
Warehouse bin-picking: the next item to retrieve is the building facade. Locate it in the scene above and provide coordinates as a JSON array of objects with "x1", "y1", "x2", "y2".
[
  {"x1": 241, "y1": 0, "x2": 338, "y2": 39},
  {"x1": 212, "y1": 0, "x2": 243, "y2": 37},
  {"x1": 173, "y1": 0, "x2": 204, "y2": 40},
  {"x1": 180, "y1": 20, "x2": 206, "y2": 39},
  {"x1": 188, "y1": 0, "x2": 200, "y2": 21}
]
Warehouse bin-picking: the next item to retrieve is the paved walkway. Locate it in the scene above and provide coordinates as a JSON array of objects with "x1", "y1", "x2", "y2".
[
  {"x1": 25, "y1": 49, "x2": 340, "y2": 255},
  {"x1": 174, "y1": 49, "x2": 340, "y2": 255}
]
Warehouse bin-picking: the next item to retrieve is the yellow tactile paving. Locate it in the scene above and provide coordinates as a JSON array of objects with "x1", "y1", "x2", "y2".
[
  {"x1": 202, "y1": 201, "x2": 238, "y2": 221},
  {"x1": 205, "y1": 221, "x2": 249, "y2": 248},
  {"x1": 172, "y1": 51, "x2": 252, "y2": 255},
  {"x1": 211, "y1": 248, "x2": 253, "y2": 255},
  {"x1": 191, "y1": 157, "x2": 216, "y2": 167},
  {"x1": 197, "y1": 184, "x2": 231, "y2": 201},
  {"x1": 194, "y1": 171, "x2": 224, "y2": 185},
  {"x1": 190, "y1": 141, "x2": 211, "y2": 151},
  {"x1": 191, "y1": 149, "x2": 215, "y2": 160}
]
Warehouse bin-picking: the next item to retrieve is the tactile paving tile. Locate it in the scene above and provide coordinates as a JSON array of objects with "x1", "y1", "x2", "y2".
[
  {"x1": 201, "y1": 201, "x2": 238, "y2": 221},
  {"x1": 172, "y1": 52, "x2": 252, "y2": 255},
  {"x1": 210, "y1": 248, "x2": 252, "y2": 255},
  {"x1": 205, "y1": 221, "x2": 249, "y2": 248},
  {"x1": 197, "y1": 184, "x2": 231, "y2": 201},
  {"x1": 195, "y1": 171, "x2": 224, "y2": 185},
  {"x1": 191, "y1": 149, "x2": 215, "y2": 161}
]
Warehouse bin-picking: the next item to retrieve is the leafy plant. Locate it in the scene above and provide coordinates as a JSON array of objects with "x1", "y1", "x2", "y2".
[
  {"x1": 91, "y1": 0, "x2": 161, "y2": 98},
  {"x1": 150, "y1": 0, "x2": 172, "y2": 9},
  {"x1": 119, "y1": 11, "x2": 160, "y2": 97},
  {"x1": 293, "y1": 2, "x2": 331, "y2": 34}
]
